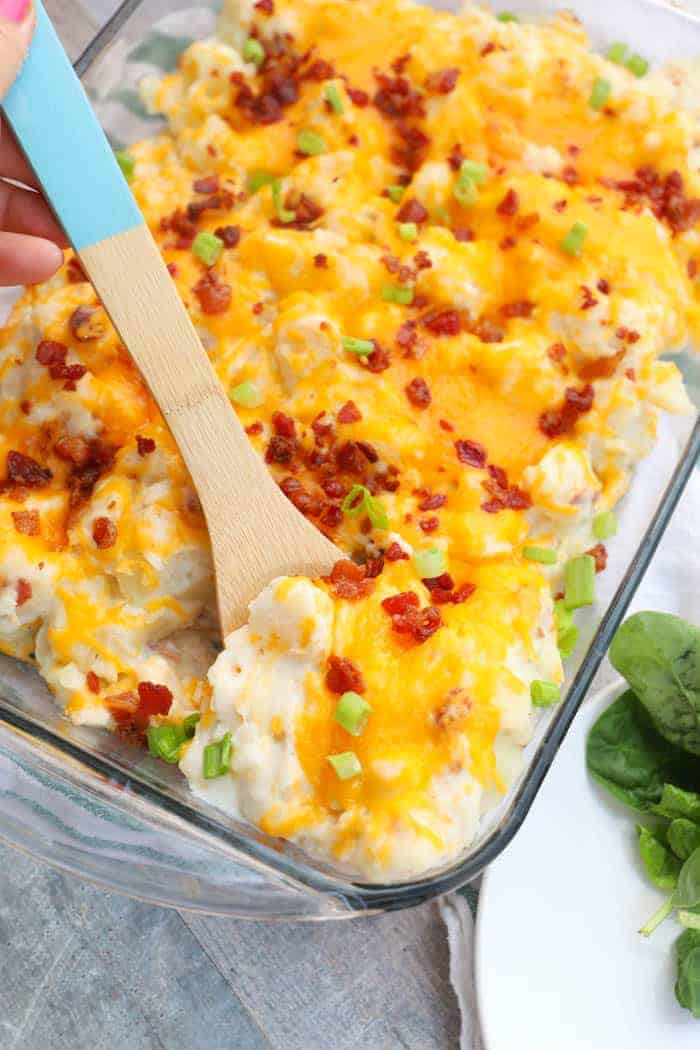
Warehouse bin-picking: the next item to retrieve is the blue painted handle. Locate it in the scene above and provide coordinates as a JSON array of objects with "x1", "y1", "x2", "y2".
[{"x1": 2, "y1": 0, "x2": 142, "y2": 251}]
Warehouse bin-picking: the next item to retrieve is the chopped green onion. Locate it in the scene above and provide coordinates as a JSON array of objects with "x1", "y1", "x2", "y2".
[
  {"x1": 523, "y1": 545, "x2": 557, "y2": 565},
  {"x1": 593, "y1": 510, "x2": 617, "y2": 540},
  {"x1": 342, "y1": 336, "x2": 374, "y2": 356},
  {"x1": 386, "y1": 184, "x2": 405, "y2": 203},
  {"x1": 243, "y1": 37, "x2": 265, "y2": 66},
  {"x1": 115, "y1": 150, "x2": 135, "y2": 182},
  {"x1": 607, "y1": 42, "x2": 628, "y2": 65},
  {"x1": 453, "y1": 177, "x2": 479, "y2": 208},
  {"x1": 147, "y1": 724, "x2": 186, "y2": 763},
  {"x1": 183, "y1": 713, "x2": 201, "y2": 739},
  {"x1": 324, "y1": 81, "x2": 344, "y2": 114},
  {"x1": 398, "y1": 222, "x2": 418, "y2": 242},
  {"x1": 560, "y1": 221, "x2": 588, "y2": 257},
  {"x1": 341, "y1": 484, "x2": 388, "y2": 529},
  {"x1": 381, "y1": 284, "x2": 414, "y2": 305},
  {"x1": 414, "y1": 546, "x2": 446, "y2": 579},
  {"x1": 203, "y1": 732, "x2": 233, "y2": 779},
  {"x1": 297, "y1": 129, "x2": 326, "y2": 156},
  {"x1": 327, "y1": 751, "x2": 362, "y2": 780},
  {"x1": 192, "y1": 231, "x2": 224, "y2": 267},
  {"x1": 459, "y1": 160, "x2": 489, "y2": 186},
  {"x1": 589, "y1": 77, "x2": 611, "y2": 111},
  {"x1": 626, "y1": 53, "x2": 649, "y2": 78},
  {"x1": 231, "y1": 381, "x2": 263, "y2": 407},
  {"x1": 564, "y1": 554, "x2": 596, "y2": 610},
  {"x1": 334, "y1": 691, "x2": 372, "y2": 735},
  {"x1": 247, "y1": 170, "x2": 275, "y2": 193},
  {"x1": 554, "y1": 599, "x2": 579, "y2": 659},
  {"x1": 497, "y1": 11, "x2": 519, "y2": 21},
  {"x1": 271, "y1": 179, "x2": 295, "y2": 223},
  {"x1": 530, "y1": 680, "x2": 561, "y2": 707}
]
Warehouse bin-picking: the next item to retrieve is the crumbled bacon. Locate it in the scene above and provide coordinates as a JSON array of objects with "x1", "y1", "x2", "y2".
[
  {"x1": 326, "y1": 559, "x2": 374, "y2": 601},
  {"x1": 616, "y1": 326, "x2": 640, "y2": 344},
  {"x1": 578, "y1": 350, "x2": 624, "y2": 381},
  {"x1": 373, "y1": 72, "x2": 425, "y2": 119},
  {"x1": 303, "y1": 58, "x2": 335, "y2": 81},
  {"x1": 391, "y1": 122, "x2": 431, "y2": 172},
  {"x1": 419, "y1": 516, "x2": 439, "y2": 533},
  {"x1": 187, "y1": 191, "x2": 235, "y2": 223},
  {"x1": 86, "y1": 671, "x2": 100, "y2": 695},
  {"x1": 279, "y1": 476, "x2": 323, "y2": 517},
  {"x1": 395, "y1": 198, "x2": 429, "y2": 224},
  {"x1": 69, "y1": 305, "x2": 105, "y2": 342},
  {"x1": 215, "y1": 224, "x2": 241, "y2": 248},
  {"x1": 194, "y1": 271, "x2": 232, "y2": 314},
  {"x1": 452, "y1": 227, "x2": 474, "y2": 243},
  {"x1": 66, "y1": 439, "x2": 115, "y2": 515},
  {"x1": 688, "y1": 259, "x2": 698, "y2": 280},
  {"x1": 93, "y1": 516, "x2": 117, "y2": 549},
  {"x1": 580, "y1": 286, "x2": 598, "y2": 311},
  {"x1": 111, "y1": 681, "x2": 173, "y2": 730},
  {"x1": 67, "y1": 257, "x2": 87, "y2": 283},
  {"x1": 314, "y1": 253, "x2": 328, "y2": 268},
  {"x1": 382, "y1": 593, "x2": 443, "y2": 643},
  {"x1": 272, "y1": 191, "x2": 324, "y2": 230},
  {"x1": 12, "y1": 510, "x2": 40, "y2": 536},
  {"x1": 338, "y1": 400, "x2": 362, "y2": 424},
  {"x1": 597, "y1": 278, "x2": 611, "y2": 295},
  {"x1": 586, "y1": 543, "x2": 608, "y2": 573},
  {"x1": 396, "y1": 320, "x2": 418, "y2": 354},
  {"x1": 346, "y1": 85, "x2": 369, "y2": 107},
  {"x1": 539, "y1": 384, "x2": 594, "y2": 438},
  {"x1": 422, "y1": 573, "x2": 476, "y2": 606},
  {"x1": 447, "y1": 142, "x2": 465, "y2": 171},
  {"x1": 496, "y1": 189, "x2": 519, "y2": 216},
  {"x1": 547, "y1": 342, "x2": 567, "y2": 365},
  {"x1": 481, "y1": 464, "x2": 531, "y2": 513},
  {"x1": 417, "y1": 491, "x2": 446, "y2": 511},
  {"x1": 455, "y1": 439, "x2": 486, "y2": 469},
  {"x1": 422, "y1": 309, "x2": 460, "y2": 336},
  {"x1": 255, "y1": 0, "x2": 274, "y2": 13},
  {"x1": 603, "y1": 166, "x2": 700, "y2": 235},
  {"x1": 16, "y1": 579, "x2": 32, "y2": 607},
  {"x1": 136, "y1": 436, "x2": 156, "y2": 457},
  {"x1": 161, "y1": 207, "x2": 197, "y2": 248},
  {"x1": 382, "y1": 591, "x2": 419, "y2": 615},
  {"x1": 325, "y1": 653, "x2": 366, "y2": 694},
  {"x1": 192, "y1": 174, "x2": 220, "y2": 195},
  {"x1": 271, "y1": 412, "x2": 296, "y2": 438},
  {"x1": 499, "y1": 235, "x2": 516, "y2": 251},
  {"x1": 4, "y1": 451, "x2": 52, "y2": 489},
  {"x1": 364, "y1": 344, "x2": 391, "y2": 372},
  {"x1": 470, "y1": 317, "x2": 504, "y2": 343},
  {"x1": 265, "y1": 435, "x2": 296, "y2": 464},
  {"x1": 385, "y1": 541, "x2": 409, "y2": 561},
  {"x1": 405, "y1": 376, "x2": 431, "y2": 408},
  {"x1": 500, "y1": 300, "x2": 534, "y2": 319},
  {"x1": 54, "y1": 435, "x2": 90, "y2": 466},
  {"x1": 424, "y1": 67, "x2": 459, "y2": 94}
]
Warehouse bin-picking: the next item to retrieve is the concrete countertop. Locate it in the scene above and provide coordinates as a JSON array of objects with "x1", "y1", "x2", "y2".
[{"x1": 0, "y1": 4, "x2": 460, "y2": 1048}]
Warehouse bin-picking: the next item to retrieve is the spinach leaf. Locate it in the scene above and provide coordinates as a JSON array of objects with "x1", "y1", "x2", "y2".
[
  {"x1": 669, "y1": 819, "x2": 700, "y2": 862},
  {"x1": 674, "y1": 847, "x2": 700, "y2": 911},
  {"x1": 609, "y1": 612, "x2": 700, "y2": 755},
  {"x1": 653, "y1": 784, "x2": 700, "y2": 823},
  {"x1": 637, "y1": 825, "x2": 682, "y2": 890},
  {"x1": 676, "y1": 930, "x2": 700, "y2": 1018},
  {"x1": 586, "y1": 691, "x2": 689, "y2": 811}
]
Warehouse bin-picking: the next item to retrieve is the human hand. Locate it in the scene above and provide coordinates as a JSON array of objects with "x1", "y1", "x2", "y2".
[{"x1": 0, "y1": 0, "x2": 66, "y2": 286}]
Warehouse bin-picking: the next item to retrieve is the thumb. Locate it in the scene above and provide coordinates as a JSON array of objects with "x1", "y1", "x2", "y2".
[{"x1": 0, "y1": 1, "x2": 34, "y2": 101}]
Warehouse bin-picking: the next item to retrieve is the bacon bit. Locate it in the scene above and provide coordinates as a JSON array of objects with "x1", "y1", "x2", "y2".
[
  {"x1": 279, "y1": 476, "x2": 323, "y2": 518},
  {"x1": 447, "y1": 142, "x2": 465, "y2": 171},
  {"x1": 471, "y1": 317, "x2": 505, "y2": 344},
  {"x1": 36, "y1": 340, "x2": 65, "y2": 367},
  {"x1": 364, "y1": 344, "x2": 391, "y2": 372},
  {"x1": 322, "y1": 478, "x2": 346, "y2": 500},
  {"x1": 5, "y1": 451, "x2": 52, "y2": 489},
  {"x1": 215, "y1": 224, "x2": 241, "y2": 248},
  {"x1": 499, "y1": 235, "x2": 516, "y2": 251},
  {"x1": 167, "y1": 263, "x2": 179, "y2": 278},
  {"x1": 616, "y1": 326, "x2": 640, "y2": 344},
  {"x1": 586, "y1": 543, "x2": 608, "y2": 573},
  {"x1": 106, "y1": 691, "x2": 140, "y2": 724},
  {"x1": 67, "y1": 257, "x2": 87, "y2": 283},
  {"x1": 265, "y1": 435, "x2": 295, "y2": 464},
  {"x1": 304, "y1": 58, "x2": 335, "y2": 81},
  {"x1": 423, "y1": 574, "x2": 476, "y2": 606},
  {"x1": 12, "y1": 509, "x2": 40, "y2": 536},
  {"x1": 161, "y1": 207, "x2": 197, "y2": 248},
  {"x1": 603, "y1": 166, "x2": 700, "y2": 235},
  {"x1": 560, "y1": 165, "x2": 578, "y2": 186},
  {"x1": 481, "y1": 463, "x2": 531, "y2": 513},
  {"x1": 597, "y1": 278, "x2": 611, "y2": 295},
  {"x1": 382, "y1": 591, "x2": 419, "y2": 614},
  {"x1": 396, "y1": 198, "x2": 429, "y2": 224},
  {"x1": 193, "y1": 174, "x2": 220, "y2": 195},
  {"x1": 424, "y1": 67, "x2": 459, "y2": 94},
  {"x1": 86, "y1": 671, "x2": 100, "y2": 695},
  {"x1": 392, "y1": 121, "x2": 431, "y2": 175},
  {"x1": 385, "y1": 541, "x2": 409, "y2": 561},
  {"x1": 578, "y1": 350, "x2": 625, "y2": 381},
  {"x1": 69, "y1": 305, "x2": 106, "y2": 342},
  {"x1": 364, "y1": 556, "x2": 385, "y2": 578},
  {"x1": 396, "y1": 320, "x2": 418, "y2": 355},
  {"x1": 136, "y1": 436, "x2": 156, "y2": 457},
  {"x1": 272, "y1": 191, "x2": 324, "y2": 230},
  {"x1": 413, "y1": 250, "x2": 432, "y2": 271},
  {"x1": 93, "y1": 516, "x2": 117, "y2": 549},
  {"x1": 356, "y1": 440, "x2": 378, "y2": 464},
  {"x1": 271, "y1": 412, "x2": 296, "y2": 438},
  {"x1": 391, "y1": 53, "x2": 411, "y2": 75},
  {"x1": 455, "y1": 438, "x2": 486, "y2": 469},
  {"x1": 481, "y1": 41, "x2": 496, "y2": 56},
  {"x1": 419, "y1": 516, "x2": 439, "y2": 533},
  {"x1": 423, "y1": 309, "x2": 460, "y2": 336},
  {"x1": 327, "y1": 559, "x2": 375, "y2": 601},
  {"x1": 688, "y1": 258, "x2": 698, "y2": 280},
  {"x1": 334, "y1": 441, "x2": 364, "y2": 475},
  {"x1": 439, "y1": 419, "x2": 454, "y2": 432},
  {"x1": 314, "y1": 253, "x2": 328, "y2": 268},
  {"x1": 255, "y1": 0, "x2": 274, "y2": 12},
  {"x1": 452, "y1": 227, "x2": 474, "y2": 243},
  {"x1": 325, "y1": 653, "x2": 366, "y2": 694},
  {"x1": 500, "y1": 300, "x2": 534, "y2": 319},
  {"x1": 347, "y1": 85, "x2": 369, "y2": 107},
  {"x1": 539, "y1": 384, "x2": 594, "y2": 439},
  {"x1": 517, "y1": 212, "x2": 540, "y2": 232},
  {"x1": 20, "y1": 401, "x2": 31, "y2": 416},
  {"x1": 194, "y1": 271, "x2": 232, "y2": 314},
  {"x1": 405, "y1": 376, "x2": 431, "y2": 408},
  {"x1": 497, "y1": 189, "x2": 519, "y2": 217},
  {"x1": 337, "y1": 400, "x2": 362, "y2": 424},
  {"x1": 246, "y1": 421, "x2": 264, "y2": 436},
  {"x1": 373, "y1": 72, "x2": 425, "y2": 119},
  {"x1": 626, "y1": 367, "x2": 637, "y2": 381},
  {"x1": 54, "y1": 435, "x2": 90, "y2": 466},
  {"x1": 417, "y1": 491, "x2": 447, "y2": 511},
  {"x1": 16, "y1": 579, "x2": 32, "y2": 607},
  {"x1": 136, "y1": 681, "x2": 173, "y2": 725},
  {"x1": 382, "y1": 593, "x2": 443, "y2": 643},
  {"x1": 188, "y1": 191, "x2": 235, "y2": 223},
  {"x1": 579, "y1": 285, "x2": 599, "y2": 311},
  {"x1": 66, "y1": 439, "x2": 115, "y2": 515},
  {"x1": 547, "y1": 342, "x2": 567, "y2": 365}
]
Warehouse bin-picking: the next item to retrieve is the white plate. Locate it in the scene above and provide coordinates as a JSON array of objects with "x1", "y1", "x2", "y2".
[{"x1": 475, "y1": 683, "x2": 700, "y2": 1050}]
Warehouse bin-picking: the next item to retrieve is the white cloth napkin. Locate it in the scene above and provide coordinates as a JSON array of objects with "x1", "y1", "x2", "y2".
[{"x1": 441, "y1": 411, "x2": 700, "y2": 1050}]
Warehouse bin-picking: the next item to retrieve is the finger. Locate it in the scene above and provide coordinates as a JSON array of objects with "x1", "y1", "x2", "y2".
[
  {"x1": 0, "y1": 2, "x2": 35, "y2": 101},
  {"x1": 0, "y1": 231, "x2": 63, "y2": 286},
  {"x1": 0, "y1": 116, "x2": 39, "y2": 188},
  {"x1": 0, "y1": 180, "x2": 68, "y2": 244}
]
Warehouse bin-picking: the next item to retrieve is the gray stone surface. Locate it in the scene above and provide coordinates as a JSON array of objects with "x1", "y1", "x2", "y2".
[{"x1": 0, "y1": 7, "x2": 460, "y2": 1049}]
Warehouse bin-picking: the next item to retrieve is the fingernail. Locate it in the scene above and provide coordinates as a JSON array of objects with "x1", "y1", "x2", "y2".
[{"x1": 0, "y1": 0, "x2": 30, "y2": 23}]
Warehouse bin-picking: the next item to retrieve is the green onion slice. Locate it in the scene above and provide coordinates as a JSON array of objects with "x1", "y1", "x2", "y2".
[
  {"x1": 271, "y1": 179, "x2": 295, "y2": 223},
  {"x1": 243, "y1": 37, "x2": 265, "y2": 66},
  {"x1": 589, "y1": 77, "x2": 611, "y2": 111},
  {"x1": 341, "y1": 484, "x2": 388, "y2": 529},
  {"x1": 231, "y1": 381, "x2": 263, "y2": 407},
  {"x1": 147, "y1": 724, "x2": 186, "y2": 764},
  {"x1": 593, "y1": 510, "x2": 617, "y2": 540},
  {"x1": 560, "y1": 221, "x2": 588, "y2": 256},
  {"x1": 342, "y1": 336, "x2": 375, "y2": 356},
  {"x1": 248, "y1": 170, "x2": 275, "y2": 193},
  {"x1": 459, "y1": 159, "x2": 489, "y2": 186},
  {"x1": 324, "y1": 82, "x2": 344, "y2": 114},
  {"x1": 523, "y1": 545, "x2": 557, "y2": 565},
  {"x1": 386, "y1": 184, "x2": 405, "y2": 203},
  {"x1": 554, "y1": 599, "x2": 579, "y2": 659},
  {"x1": 398, "y1": 222, "x2": 418, "y2": 242},
  {"x1": 453, "y1": 178, "x2": 479, "y2": 208},
  {"x1": 115, "y1": 150, "x2": 135, "y2": 182},
  {"x1": 497, "y1": 11, "x2": 519, "y2": 21},
  {"x1": 607, "y1": 42, "x2": 628, "y2": 65},
  {"x1": 203, "y1": 732, "x2": 233, "y2": 779},
  {"x1": 530, "y1": 680, "x2": 561, "y2": 707},
  {"x1": 564, "y1": 554, "x2": 596, "y2": 610},
  {"x1": 381, "y1": 284, "x2": 414, "y2": 305},
  {"x1": 183, "y1": 713, "x2": 201, "y2": 739},
  {"x1": 297, "y1": 129, "x2": 326, "y2": 156},
  {"x1": 626, "y1": 53, "x2": 649, "y2": 77},
  {"x1": 334, "y1": 692, "x2": 372, "y2": 735},
  {"x1": 413, "y1": 546, "x2": 446, "y2": 579},
  {"x1": 192, "y1": 231, "x2": 224, "y2": 267},
  {"x1": 327, "y1": 751, "x2": 362, "y2": 780}
]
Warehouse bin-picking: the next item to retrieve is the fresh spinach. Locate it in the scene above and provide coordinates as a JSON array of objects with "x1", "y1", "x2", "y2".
[
  {"x1": 642, "y1": 846, "x2": 700, "y2": 937},
  {"x1": 609, "y1": 612, "x2": 700, "y2": 755},
  {"x1": 669, "y1": 820, "x2": 700, "y2": 862},
  {"x1": 637, "y1": 825, "x2": 682, "y2": 891},
  {"x1": 653, "y1": 783, "x2": 700, "y2": 823},
  {"x1": 676, "y1": 930, "x2": 700, "y2": 1018}
]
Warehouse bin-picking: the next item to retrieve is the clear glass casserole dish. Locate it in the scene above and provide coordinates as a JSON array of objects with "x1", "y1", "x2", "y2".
[{"x1": 0, "y1": 0, "x2": 698, "y2": 919}]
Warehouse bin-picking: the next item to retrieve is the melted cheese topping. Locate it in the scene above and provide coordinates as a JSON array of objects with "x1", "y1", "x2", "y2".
[{"x1": 0, "y1": 0, "x2": 697, "y2": 878}]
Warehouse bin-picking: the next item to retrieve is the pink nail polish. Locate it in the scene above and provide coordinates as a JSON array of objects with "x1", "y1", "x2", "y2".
[{"x1": 0, "y1": 0, "x2": 30, "y2": 23}]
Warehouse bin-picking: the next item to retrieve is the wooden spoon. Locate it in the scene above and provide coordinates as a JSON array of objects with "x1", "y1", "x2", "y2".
[{"x1": 3, "y1": 2, "x2": 338, "y2": 635}]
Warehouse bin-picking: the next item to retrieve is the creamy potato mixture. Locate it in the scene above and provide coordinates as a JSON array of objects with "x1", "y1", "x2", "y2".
[{"x1": 0, "y1": 0, "x2": 698, "y2": 879}]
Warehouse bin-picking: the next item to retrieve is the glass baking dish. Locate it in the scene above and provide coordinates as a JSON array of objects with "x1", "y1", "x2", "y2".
[{"x1": 0, "y1": 0, "x2": 698, "y2": 919}]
